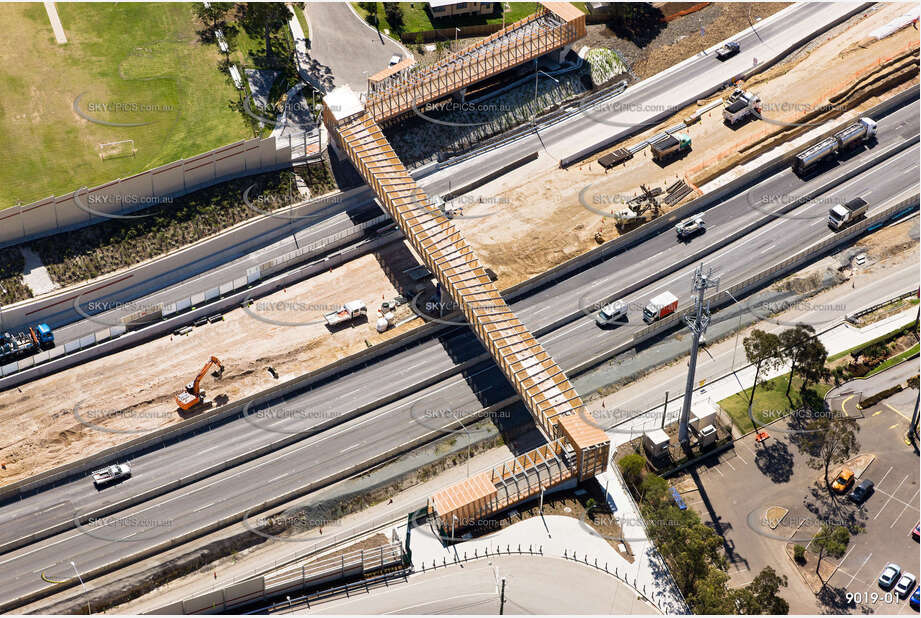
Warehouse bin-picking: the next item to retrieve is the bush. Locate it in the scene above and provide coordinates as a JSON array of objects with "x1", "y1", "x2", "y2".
[
  {"x1": 793, "y1": 544, "x2": 806, "y2": 564},
  {"x1": 619, "y1": 453, "x2": 646, "y2": 488},
  {"x1": 859, "y1": 384, "x2": 903, "y2": 409}
]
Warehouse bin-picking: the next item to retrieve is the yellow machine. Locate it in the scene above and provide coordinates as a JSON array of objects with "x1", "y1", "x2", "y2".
[{"x1": 176, "y1": 356, "x2": 224, "y2": 411}]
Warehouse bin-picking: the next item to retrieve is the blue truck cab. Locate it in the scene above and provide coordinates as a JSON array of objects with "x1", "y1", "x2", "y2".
[{"x1": 34, "y1": 323, "x2": 54, "y2": 347}]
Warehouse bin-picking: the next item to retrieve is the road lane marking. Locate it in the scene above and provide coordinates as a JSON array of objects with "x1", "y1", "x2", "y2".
[
  {"x1": 874, "y1": 474, "x2": 909, "y2": 520},
  {"x1": 890, "y1": 488, "x2": 920, "y2": 529},
  {"x1": 845, "y1": 552, "x2": 872, "y2": 588},
  {"x1": 884, "y1": 403, "x2": 911, "y2": 421}
]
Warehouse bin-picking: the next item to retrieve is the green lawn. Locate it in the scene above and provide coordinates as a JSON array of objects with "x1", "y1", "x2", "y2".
[
  {"x1": 718, "y1": 373, "x2": 833, "y2": 435},
  {"x1": 292, "y1": 3, "x2": 309, "y2": 39},
  {"x1": 0, "y1": 3, "x2": 253, "y2": 210},
  {"x1": 350, "y1": 2, "x2": 563, "y2": 36},
  {"x1": 828, "y1": 321, "x2": 919, "y2": 362}
]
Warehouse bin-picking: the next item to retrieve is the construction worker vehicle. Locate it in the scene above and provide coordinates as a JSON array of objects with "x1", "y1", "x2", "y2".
[
  {"x1": 715, "y1": 41, "x2": 740, "y2": 60},
  {"x1": 651, "y1": 133, "x2": 691, "y2": 163},
  {"x1": 0, "y1": 323, "x2": 54, "y2": 364},
  {"x1": 325, "y1": 300, "x2": 367, "y2": 326},
  {"x1": 176, "y1": 356, "x2": 225, "y2": 411},
  {"x1": 722, "y1": 89, "x2": 761, "y2": 125}
]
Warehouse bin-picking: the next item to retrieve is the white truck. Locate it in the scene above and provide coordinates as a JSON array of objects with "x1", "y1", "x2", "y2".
[
  {"x1": 595, "y1": 300, "x2": 628, "y2": 327},
  {"x1": 715, "y1": 41, "x2": 740, "y2": 60},
  {"x1": 93, "y1": 463, "x2": 131, "y2": 488},
  {"x1": 675, "y1": 216, "x2": 706, "y2": 239},
  {"x1": 643, "y1": 291, "x2": 679, "y2": 324},
  {"x1": 723, "y1": 89, "x2": 761, "y2": 125},
  {"x1": 325, "y1": 300, "x2": 367, "y2": 326},
  {"x1": 828, "y1": 198, "x2": 868, "y2": 231}
]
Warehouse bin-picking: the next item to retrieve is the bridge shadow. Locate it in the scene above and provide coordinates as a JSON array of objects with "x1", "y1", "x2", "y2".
[{"x1": 687, "y1": 464, "x2": 751, "y2": 575}]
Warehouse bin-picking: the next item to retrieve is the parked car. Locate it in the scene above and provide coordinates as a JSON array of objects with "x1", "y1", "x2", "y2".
[
  {"x1": 389, "y1": 54, "x2": 402, "y2": 66},
  {"x1": 849, "y1": 478, "x2": 874, "y2": 504},
  {"x1": 912, "y1": 521, "x2": 919, "y2": 541},
  {"x1": 879, "y1": 563, "x2": 902, "y2": 589},
  {"x1": 910, "y1": 585, "x2": 920, "y2": 610},
  {"x1": 831, "y1": 468, "x2": 855, "y2": 493},
  {"x1": 595, "y1": 300, "x2": 628, "y2": 327},
  {"x1": 896, "y1": 573, "x2": 917, "y2": 598}
]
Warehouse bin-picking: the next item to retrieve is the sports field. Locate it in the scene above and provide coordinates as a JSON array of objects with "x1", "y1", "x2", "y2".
[{"x1": 0, "y1": 3, "x2": 251, "y2": 210}]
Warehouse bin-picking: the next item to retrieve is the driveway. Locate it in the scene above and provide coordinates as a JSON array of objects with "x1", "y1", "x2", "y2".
[{"x1": 305, "y1": 3, "x2": 409, "y2": 94}]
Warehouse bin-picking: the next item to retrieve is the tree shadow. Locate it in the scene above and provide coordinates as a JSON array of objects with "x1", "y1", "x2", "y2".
[
  {"x1": 601, "y1": 4, "x2": 667, "y2": 48},
  {"x1": 816, "y1": 582, "x2": 855, "y2": 613},
  {"x1": 754, "y1": 440, "x2": 795, "y2": 483}
]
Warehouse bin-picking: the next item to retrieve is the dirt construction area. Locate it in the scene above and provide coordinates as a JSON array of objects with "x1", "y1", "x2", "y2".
[
  {"x1": 453, "y1": 3, "x2": 919, "y2": 286},
  {"x1": 0, "y1": 241, "x2": 429, "y2": 485},
  {"x1": 1, "y1": 5, "x2": 918, "y2": 486}
]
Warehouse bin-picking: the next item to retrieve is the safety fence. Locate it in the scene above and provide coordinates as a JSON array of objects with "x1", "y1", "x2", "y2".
[
  {"x1": 0, "y1": 214, "x2": 392, "y2": 382},
  {"x1": 847, "y1": 288, "x2": 919, "y2": 324},
  {"x1": 152, "y1": 543, "x2": 406, "y2": 614}
]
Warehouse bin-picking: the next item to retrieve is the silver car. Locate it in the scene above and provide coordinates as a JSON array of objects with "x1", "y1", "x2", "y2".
[
  {"x1": 676, "y1": 216, "x2": 705, "y2": 239},
  {"x1": 596, "y1": 300, "x2": 627, "y2": 327},
  {"x1": 895, "y1": 573, "x2": 916, "y2": 598},
  {"x1": 879, "y1": 563, "x2": 901, "y2": 589}
]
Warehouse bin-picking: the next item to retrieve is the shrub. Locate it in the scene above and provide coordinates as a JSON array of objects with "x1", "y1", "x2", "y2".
[{"x1": 793, "y1": 544, "x2": 806, "y2": 564}]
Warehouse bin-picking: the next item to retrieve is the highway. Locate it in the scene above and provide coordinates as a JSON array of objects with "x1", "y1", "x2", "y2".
[
  {"x1": 0, "y1": 98, "x2": 916, "y2": 609},
  {"x1": 0, "y1": 2, "x2": 864, "y2": 348}
]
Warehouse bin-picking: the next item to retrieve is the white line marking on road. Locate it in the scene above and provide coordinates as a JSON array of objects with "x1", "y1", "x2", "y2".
[
  {"x1": 845, "y1": 552, "x2": 872, "y2": 587},
  {"x1": 193, "y1": 502, "x2": 215, "y2": 513},
  {"x1": 891, "y1": 489, "x2": 920, "y2": 529}
]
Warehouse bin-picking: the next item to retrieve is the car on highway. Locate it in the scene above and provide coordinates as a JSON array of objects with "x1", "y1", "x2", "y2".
[
  {"x1": 848, "y1": 478, "x2": 874, "y2": 504},
  {"x1": 595, "y1": 300, "x2": 628, "y2": 328},
  {"x1": 912, "y1": 521, "x2": 919, "y2": 541},
  {"x1": 92, "y1": 463, "x2": 131, "y2": 488},
  {"x1": 676, "y1": 216, "x2": 706, "y2": 239},
  {"x1": 879, "y1": 563, "x2": 902, "y2": 589},
  {"x1": 896, "y1": 573, "x2": 917, "y2": 599},
  {"x1": 715, "y1": 41, "x2": 740, "y2": 60},
  {"x1": 831, "y1": 467, "x2": 854, "y2": 493},
  {"x1": 910, "y1": 585, "x2": 920, "y2": 610}
]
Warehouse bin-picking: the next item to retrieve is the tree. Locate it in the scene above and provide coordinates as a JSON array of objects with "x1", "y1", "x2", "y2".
[
  {"x1": 797, "y1": 337, "x2": 829, "y2": 393},
  {"x1": 383, "y1": 3, "x2": 404, "y2": 32},
  {"x1": 743, "y1": 329, "x2": 782, "y2": 409},
  {"x1": 734, "y1": 566, "x2": 790, "y2": 614},
  {"x1": 779, "y1": 324, "x2": 815, "y2": 399},
  {"x1": 240, "y1": 2, "x2": 290, "y2": 58},
  {"x1": 618, "y1": 454, "x2": 645, "y2": 491},
  {"x1": 804, "y1": 415, "x2": 859, "y2": 489},
  {"x1": 812, "y1": 524, "x2": 850, "y2": 583},
  {"x1": 193, "y1": 2, "x2": 232, "y2": 36},
  {"x1": 688, "y1": 567, "x2": 735, "y2": 614},
  {"x1": 358, "y1": 2, "x2": 378, "y2": 28}
]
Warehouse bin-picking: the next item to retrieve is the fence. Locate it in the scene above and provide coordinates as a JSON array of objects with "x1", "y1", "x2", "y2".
[
  {"x1": 153, "y1": 543, "x2": 406, "y2": 614},
  {"x1": 632, "y1": 191, "x2": 921, "y2": 343},
  {"x1": 0, "y1": 132, "x2": 308, "y2": 249},
  {"x1": 847, "y1": 288, "x2": 919, "y2": 324},
  {"x1": 0, "y1": 214, "x2": 392, "y2": 384}
]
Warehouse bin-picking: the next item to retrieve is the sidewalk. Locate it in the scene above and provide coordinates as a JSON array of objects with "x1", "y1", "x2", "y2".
[
  {"x1": 409, "y1": 513, "x2": 687, "y2": 614},
  {"x1": 586, "y1": 256, "x2": 918, "y2": 446}
]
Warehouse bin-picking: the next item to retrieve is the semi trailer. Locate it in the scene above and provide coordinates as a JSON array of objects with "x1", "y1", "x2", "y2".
[{"x1": 792, "y1": 117, "x2": 877, "y2": 175}]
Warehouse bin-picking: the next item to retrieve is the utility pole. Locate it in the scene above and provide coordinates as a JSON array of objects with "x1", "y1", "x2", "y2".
[
  {"x1": 499, "y1": 577, "x2": 507, "y2": 614},
  {"x1": 679, "y1": 264, "x2": 719, "y2": 448}
]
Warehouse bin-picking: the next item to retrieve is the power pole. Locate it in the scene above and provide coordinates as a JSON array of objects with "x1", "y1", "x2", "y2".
[
  {"x1": 499, "y1": 577, "x2": 507, "y2": 614},
  {"x1": 679, "y1": 264, "x2": 719, "y2": 448}
]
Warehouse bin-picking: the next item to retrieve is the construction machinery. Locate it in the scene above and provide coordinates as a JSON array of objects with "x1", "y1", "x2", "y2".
[{"x1": 176, "y1": 356, "x2": 225, "y2": 411}]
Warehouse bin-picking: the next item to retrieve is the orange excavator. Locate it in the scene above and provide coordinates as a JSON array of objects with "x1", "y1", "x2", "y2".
[{"x1": 175, "y1": 356, "x2": 225, "y2": 411}]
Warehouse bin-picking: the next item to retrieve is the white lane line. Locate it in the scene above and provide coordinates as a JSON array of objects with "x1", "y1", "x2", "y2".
[
  {"x1": 193, "y1": 502, "x2": 216, "y2": 513},
  {"x1": 890, "y1": 489, "x2": 920, "y2": 529},
  {"x1": 759, "y1": 243, "x2": 776, "y2": 255},
  {"x1": 878, "y1": 465, "x2": 894, "y2": 487}
]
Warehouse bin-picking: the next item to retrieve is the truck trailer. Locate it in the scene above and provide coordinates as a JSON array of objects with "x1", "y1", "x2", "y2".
[
  {"x1": 0, "y1": 323, "x2": 54, "y2": 364},
  {"x1": 643, "y1": 291, "x2": 679, "y2": 323},
  {"x1": 651, "y1": 133, "x2": 691, "y2": 163},
  {"x1": 792, "y1": 117, "x2": 877, "y2": 175},
  {"x1": 828, "y1": 197, "x2": 869, "y2": 231}
]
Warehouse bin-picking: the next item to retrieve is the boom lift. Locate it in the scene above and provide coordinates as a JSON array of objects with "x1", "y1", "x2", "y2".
[{"x1": 176, "y1": 356, "x2": 225, "y2": 411}]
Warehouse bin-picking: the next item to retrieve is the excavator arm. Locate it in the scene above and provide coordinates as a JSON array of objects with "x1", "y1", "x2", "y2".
[{"x1": 176, "y1": 356, "x2": 224, "y2": 410}]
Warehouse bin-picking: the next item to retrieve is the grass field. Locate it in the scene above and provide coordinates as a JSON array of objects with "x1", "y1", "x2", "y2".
[
  {"x1": 0, "y1": 3, "x2": 251, "y2": 210},
  {"x1": 349, "y1": 2, "x2": 579, "y2": 35},
  {"x1": 718, "y1": 373, "x2": 833, "y2": 435}
]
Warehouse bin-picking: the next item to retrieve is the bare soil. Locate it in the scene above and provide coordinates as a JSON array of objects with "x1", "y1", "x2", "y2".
[
  {"x1": 0, "y1": 242, "x2": 430, "y2": 485},
  {"x1": 454, "y1": 4, "x2": 918, "y2": 287}
]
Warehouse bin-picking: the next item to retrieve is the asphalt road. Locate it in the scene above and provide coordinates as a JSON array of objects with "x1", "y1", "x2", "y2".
[
  {"x1": 0, "y1": 100, "x2": 916, "y2": 608},
  {"x1": 0, "y1": 2, "x2": 862, "y2": 347}
]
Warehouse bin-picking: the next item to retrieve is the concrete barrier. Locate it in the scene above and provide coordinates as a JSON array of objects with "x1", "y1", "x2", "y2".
[{"x1": 558, "y1": 3, "x2": 873, "y2": 167}]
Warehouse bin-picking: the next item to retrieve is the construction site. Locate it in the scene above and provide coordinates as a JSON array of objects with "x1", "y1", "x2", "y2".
[{"x1": 0, "y1": 1, "x2": 918, "y2": 615}]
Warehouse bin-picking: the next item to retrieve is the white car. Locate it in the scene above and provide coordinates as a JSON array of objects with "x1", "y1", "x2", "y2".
[
  {"x1": 676, "y1": 216, "x2": 705, "y2": 239},
  {"x1": 388, "y1": 54, "x2": 402, "y2": 66},
  {"x1": 595, "y1": 300, "x2": 627, "y2": 327},
  {"x1": 879, "y1": 563, "x2": 902, "y2": 589},
  {"x1": 895, "y1": 572, "x2": 917, "y2": 598}
]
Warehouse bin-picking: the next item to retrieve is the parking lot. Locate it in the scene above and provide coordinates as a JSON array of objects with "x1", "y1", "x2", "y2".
[{"x1": 675, "y1": 378, "x2": 919, "y2": 614}]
